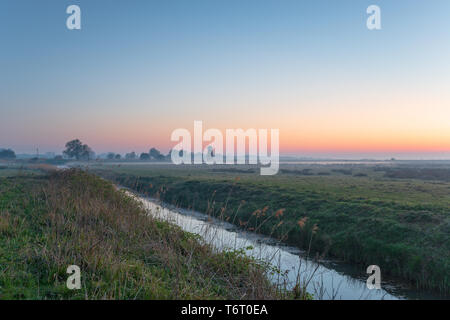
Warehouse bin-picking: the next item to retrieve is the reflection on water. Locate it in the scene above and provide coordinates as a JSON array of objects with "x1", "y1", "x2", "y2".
[{"x1": 129, "y1": 192, "x2": 404, "y2": 300}]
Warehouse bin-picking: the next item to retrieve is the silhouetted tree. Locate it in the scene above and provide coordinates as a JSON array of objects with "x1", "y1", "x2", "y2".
[
  {"x1": 115, "y1": 154, "x2": 121, "y2": 160},
  {"x1": 0, "y1": 149, "x2": 16, "y2": 159},
  {"x1": 107, "y1": 153, "x2": 115, "y2": 160},
  {"x1": 80, "y1": 145, "x2": 95, "y2": 161},
  {"x1": 166, "y1": 149, "x2": 173, "y2": 161},
  {"x1": 149, "y1": 148, "x2": 165, "y2": 160},
  {"x1": 125, "y1": 152, "x2": 136, "y2": 160},
  {"x1": 63, "y1": 139, "x2": 94, "y2": 160},
  {"x1": 140, "y1": 153, "x2": 150, "y2": 160}
]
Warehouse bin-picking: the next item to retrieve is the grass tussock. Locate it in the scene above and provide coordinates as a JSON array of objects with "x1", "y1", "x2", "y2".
[{"x1": 0, "y1": 169, "x2": 285, "y2": 300}]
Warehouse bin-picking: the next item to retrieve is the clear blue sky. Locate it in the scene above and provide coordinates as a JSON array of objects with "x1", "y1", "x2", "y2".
[{"x1": 1, "y1": 0, "x2": 449, "y2": 158}]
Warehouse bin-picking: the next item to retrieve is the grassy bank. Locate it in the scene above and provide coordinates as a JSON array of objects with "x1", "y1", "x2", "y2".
[
  {"x1": 94, "y1": 164, "x2": 450, "y2": 294},
  {"x1": 0, "y1": 169, "x2": 289, "y2": 299}
]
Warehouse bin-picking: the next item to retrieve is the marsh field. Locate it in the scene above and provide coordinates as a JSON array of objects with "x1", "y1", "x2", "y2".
[
  {"x1": 85, "y1": 160, "x2": 450, "y2": 296},
  {"x1": 0, "y1": 160, "x2": 449, "y2": 299}
]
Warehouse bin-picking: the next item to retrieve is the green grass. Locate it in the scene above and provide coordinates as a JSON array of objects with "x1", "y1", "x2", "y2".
[
  {"x1": 0, "y1": 169, "x2": 288, "y2": 300},
  {"x1": 92, "y1": 163, "x2": 450, "y2": 294}
]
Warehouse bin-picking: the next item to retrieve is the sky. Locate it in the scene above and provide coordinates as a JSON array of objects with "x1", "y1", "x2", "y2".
[{"x1": 1, "y1": 0, "x2": 450, "y2": 159}]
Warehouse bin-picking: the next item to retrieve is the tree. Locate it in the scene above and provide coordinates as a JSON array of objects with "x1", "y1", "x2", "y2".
[
  {"x1": 125, "y1": 152, "x2": 136, "y2": 160},
  {"x1": 63, "y1": 139, "x2": 93, "y2": 160},
  {"x1": 0, "y1": 149, "x2": 16, "y2": 159},
  {"x1": 80, "y1": 145, "x2": 95, "y2": 161},
  {"x1": 140, "y1": 153, "x2": 150, "y2": 160},
  {"x1": 149, "y1": 148, "x2": 164, "y2": 160},
  {"x1": 115, "y1": 154, "x2": 121, "y2": 160},
  {"x1": 107, "y1": 153, "x2": 115, "y2": 160},
  {"x1": 166, "y1": 150, "x2": 173, "y2": 161}
]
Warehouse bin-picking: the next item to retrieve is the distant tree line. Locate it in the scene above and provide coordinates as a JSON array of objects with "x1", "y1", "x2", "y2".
[
  {"x1": 1, "y1": 141, "x2": 172, "y2": 163},
  {"x1": 0, "y1": 148, "x2": 16, "y2": 159},
  {"x1": 105, "y1": 148, "x2": 169, "y2": 161},
  {"x1": 62, "y1": 139, "x2": 170, "y2": 162}
]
